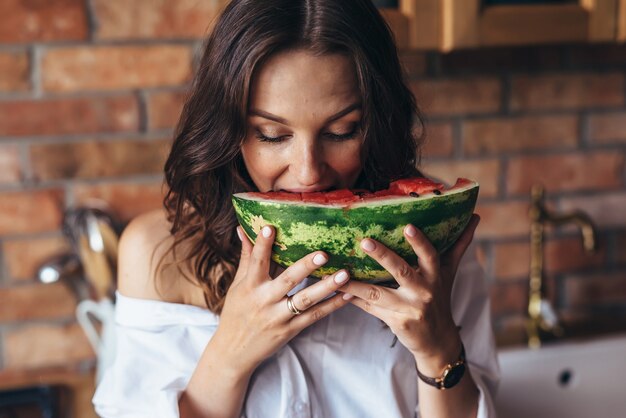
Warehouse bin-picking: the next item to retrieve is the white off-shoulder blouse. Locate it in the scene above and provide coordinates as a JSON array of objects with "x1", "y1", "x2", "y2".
[{"x1": 93, "y1": 249, "x2": 499, "y2": 418}]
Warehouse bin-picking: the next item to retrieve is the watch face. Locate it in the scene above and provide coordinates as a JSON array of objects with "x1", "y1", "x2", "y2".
[{"x1": 442, "y1": 363, "x2": 466, "y2": 389}]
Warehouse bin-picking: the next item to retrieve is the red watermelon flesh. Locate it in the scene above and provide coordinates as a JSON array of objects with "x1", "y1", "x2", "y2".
[{"x1": 252, "y1": 176, "x2": 452, "y2": 207}]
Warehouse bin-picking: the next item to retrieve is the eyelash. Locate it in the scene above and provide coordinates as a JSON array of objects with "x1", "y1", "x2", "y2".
[{"x1": 254, "y1": 128, "x2": 359, "y2": 143}]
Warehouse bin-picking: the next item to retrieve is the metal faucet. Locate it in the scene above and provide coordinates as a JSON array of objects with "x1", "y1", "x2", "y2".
[{"x1": 527, "y1": 184, "x2": 597, "y2": 348}]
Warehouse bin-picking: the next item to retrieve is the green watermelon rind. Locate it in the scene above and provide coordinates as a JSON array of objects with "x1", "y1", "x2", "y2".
[{"x1": 232, "y1": 182, "x2": 479, "y2": 282}]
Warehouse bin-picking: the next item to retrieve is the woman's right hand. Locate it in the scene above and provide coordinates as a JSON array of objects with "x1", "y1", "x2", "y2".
[{"x1": 211, "y1": 224, "x2": 352, "y2": 375}]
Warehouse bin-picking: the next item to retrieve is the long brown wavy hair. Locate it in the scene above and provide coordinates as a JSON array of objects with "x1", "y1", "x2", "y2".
[{"x1": 163, "y1": 0, "x2": 425, "y2": 314}]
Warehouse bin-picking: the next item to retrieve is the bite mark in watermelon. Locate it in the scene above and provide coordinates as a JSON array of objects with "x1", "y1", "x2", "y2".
[{"x1": 232, "y1": 177, "x2": 479, "y2": 282}]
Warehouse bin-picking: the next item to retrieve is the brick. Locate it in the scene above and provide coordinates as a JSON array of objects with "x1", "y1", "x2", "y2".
[
  {"x1": 399, "y1": 51, "x2": 427, "y2": 76},
  {"x1": 475, "y1": 201, "x2": 530, "y2": 239},
  {"x1": 617, "y1": 232, "x2": 626, "y2": 264},
  {"x1": 0, "y1": 283, "x2": 75, "y2": 322},
  {"x1": 0, "y1": 0, "x2": 88, "y2": 43},
  {"x1": 0, "y1": 51, "x2": 30, "y2": 92},
  {"x1": 558, "y1": 311, "x2": 626, "y2": 338},
  {"x1": 2, "y1": 236, "x2": 71, "y2": 282},
  {"x1": 493, "y1": 236, "x2": 608, "y2": 281},
  {"x1": 410, "y1": 78, "x2": 501, "y2": 116},
  {"x1": 493, "y1": 315, "x2": 528, "y2": 347},
  {"x1": 93, "y1": 0, "x2": 224, "y2": 40},
  {"x1": 507, "y1": 152, "x2": 624, "y2": 196},
  {"x1": 422, "y1": 159, "x2": 500, "y2": 198},
  {"x1": 0, "y1": 189, "x2": 64, "y2": 235},
  {"x1": 147, "y1": 90, "x2": 187, "y2": 130},
  {"x1": 4, "y1": 323, "x2": 94, "y2": 370},
  {"x1": 0, "y1": 96, "x2": 139, "y2": 137},
  {"x1": 589, "y1": 111, "x2": 626, "y2": 144},
  {"x1": 492, "y1": 241, "x2": 528, "y2": 281},
  {"x1": 510, "y1": 73, "x2": 624, "y2": 111},
  {"x1": 463, "y1": 115, "x2": 578, "y2": 155},
  {"x1": 545, "y1": 236, "x2": 607, "y2": 274},
  {"x1": 30, "y1": 139, "x2": 170, "y2": 181},
  {"x1": 560, "y1": 192, "x2": 626, "y2": 228},
  {"x1": 490, "y1": 280, "x2": 528, "y2": 317},
  {"x1": 420, "y1": 122, "x2": 454, "y2": 159},
  {"x1": 74, "y1": 181, "x2": 165, "y2": 223},
  {"x1": 568, "y1": 44, "x2": 626, "y2": 68},
  {"x1": 564, "y1": 272, "x2": 626, "y2": 307},
  {"x1": 42, "y1": 46, "x2": 193, "y2": 92},
  {"x1": 0, "y1": 144, "x2": 22, "y2": 184}
]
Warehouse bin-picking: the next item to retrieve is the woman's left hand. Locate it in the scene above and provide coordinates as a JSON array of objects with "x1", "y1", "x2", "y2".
[{"x1": 337, "y1": 214, "x2": 480, "y2": 370}]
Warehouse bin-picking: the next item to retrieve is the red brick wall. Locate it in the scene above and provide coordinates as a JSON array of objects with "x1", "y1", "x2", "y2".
[
  {"x1": 0, "y1": 0, "x2": 223, "y2": 375},
  {"x1": 0, "y1": 1, "x2": 625, "y2": 376},
  {"x1": 412, "y1": 46, "x2": 626, "y2": 344}
]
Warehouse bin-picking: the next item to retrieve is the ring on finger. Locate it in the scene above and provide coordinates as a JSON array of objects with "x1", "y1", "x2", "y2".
[{"x1": 286, "y1": 295, "x2": 302, "y2": 315}]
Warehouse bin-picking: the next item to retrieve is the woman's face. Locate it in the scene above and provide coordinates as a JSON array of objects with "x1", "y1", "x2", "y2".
[{"x1": 242, "y1": 49, "x2": 364, "y2": 193}]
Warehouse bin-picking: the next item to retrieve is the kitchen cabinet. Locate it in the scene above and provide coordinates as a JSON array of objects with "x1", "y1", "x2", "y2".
[
  {"x1": 0, "y1": 366, "x2": 98, "y2": 418},
  {"x1": 382, "y1": 0, "x2": 625, "y2": 51}
]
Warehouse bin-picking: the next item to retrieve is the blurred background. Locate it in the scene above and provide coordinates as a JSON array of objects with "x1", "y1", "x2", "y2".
[{"x1": 0, "y1": 0, "x2": 625, "y2": 417}]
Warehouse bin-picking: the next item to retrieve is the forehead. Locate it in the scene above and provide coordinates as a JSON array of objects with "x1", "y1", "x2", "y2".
[{"x1": 248, "y1": 49, "x2": 360, "y2": 113}]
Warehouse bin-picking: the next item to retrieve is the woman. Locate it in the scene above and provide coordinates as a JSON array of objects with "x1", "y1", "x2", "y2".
[{"x1": 93, "y1": 0, "x2": 499, "y2": 417}]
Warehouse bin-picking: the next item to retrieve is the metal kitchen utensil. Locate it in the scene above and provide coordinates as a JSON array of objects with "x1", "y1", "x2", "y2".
[
  {"x1": 36, "y1": 253, "x2": 90, "y2": 301},
  {"x1": 62, "y1": 205, "x2": 120, "y2": 301}
]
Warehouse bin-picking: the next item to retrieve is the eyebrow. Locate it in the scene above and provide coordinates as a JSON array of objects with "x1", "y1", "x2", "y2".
[{"x1": 249, "y1": 102, "x2": 362, "y2": 126}]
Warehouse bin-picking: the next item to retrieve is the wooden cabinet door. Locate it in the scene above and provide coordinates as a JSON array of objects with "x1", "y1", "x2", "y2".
[{"x1": 396, "y1": 0, "x2": 621, "y2": 51}]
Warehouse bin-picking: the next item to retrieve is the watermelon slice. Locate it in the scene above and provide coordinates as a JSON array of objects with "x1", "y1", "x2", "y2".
[{"x1": 232, "y1": 177, "x2": 479, "y2": 282}]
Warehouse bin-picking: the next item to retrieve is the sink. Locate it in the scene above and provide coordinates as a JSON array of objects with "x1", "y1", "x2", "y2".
[{"x1": 495, "y1": 334, "x2": 626, "y2": 418}]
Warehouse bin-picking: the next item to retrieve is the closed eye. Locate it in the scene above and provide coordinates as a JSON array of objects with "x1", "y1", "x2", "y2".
[
  {"x1": 324, "y1": 129, "x2": 358, "y2": 141},
  {"x1": 255, "y1": 126, "x2": 359, "y2": 143},
  {"x1": 254, "y1": 131, "x2": 288, "y2": 143}
]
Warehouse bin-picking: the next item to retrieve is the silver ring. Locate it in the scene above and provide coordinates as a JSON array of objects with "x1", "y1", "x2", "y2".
[{"x1": 286, "y1": 295, "x2": 302, "y2": 315}]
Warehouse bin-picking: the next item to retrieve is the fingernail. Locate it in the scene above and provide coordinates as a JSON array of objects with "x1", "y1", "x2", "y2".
[
  {"x1": 313, "y1": 253, "x2": 327, "y2": 266},
  {"x1": 262, "y1": 226, "x2": 272, "y2": 238},
  {"x1": 236, "y1": 227, "x2": 243, "y2": 241},
  {"x1": 405, "y1": 224, "x2": 417, "y2": 237},
  {"x1": 361, "y1": 239, "x2": 376, "y2": 252},
  {"x1": 342, "y1": 293, "x2": 354, "y2": 300},
  {"x1": 334, "y1": 271, "x2": 349, "y2": 284}
]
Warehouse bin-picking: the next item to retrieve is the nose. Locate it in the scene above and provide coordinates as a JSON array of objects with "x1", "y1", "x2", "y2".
[{"x1": 291, "y1": 139, "x2": 325, "y2": 186}]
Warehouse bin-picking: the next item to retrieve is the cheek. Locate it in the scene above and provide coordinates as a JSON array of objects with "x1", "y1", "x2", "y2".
[
  {"x1": 241, "y1": 141, "x2": 284, "y2": 183},
  {"x1": 324, "y1": 143, "x2": 363, "y2": 188},
  {"x1": 329, "y1": 142, "x2": 363, "y2": 173}
]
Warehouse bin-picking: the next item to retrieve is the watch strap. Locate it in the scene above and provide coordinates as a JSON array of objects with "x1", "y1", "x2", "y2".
[{"x1": 416, "y1": 343, "x2": 466, "y2": 390}]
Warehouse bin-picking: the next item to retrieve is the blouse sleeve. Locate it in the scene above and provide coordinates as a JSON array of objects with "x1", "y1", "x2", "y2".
[
  {"x1": 92, "y1": 293, "x2": 219, "y2": 418},
  {"x1": 450, "y1": 244, "x2": 501, "y2": 418}
]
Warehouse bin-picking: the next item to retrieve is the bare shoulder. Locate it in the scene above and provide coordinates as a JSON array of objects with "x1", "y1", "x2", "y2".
[{"x1": 117, "y1": 209, "x2": 187, "y2": 303}]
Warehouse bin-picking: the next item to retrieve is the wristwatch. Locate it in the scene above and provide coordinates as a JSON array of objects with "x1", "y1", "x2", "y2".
[{"x1": 415, "y1": 343, "x2": 466, "y2": 390}]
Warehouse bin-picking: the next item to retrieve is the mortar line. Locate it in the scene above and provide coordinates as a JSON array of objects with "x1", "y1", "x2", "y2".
[
  {"x1": 137, "y1": 90, "x2": 149, "y2": 133},
  {"x1": 30, "y1": 45, "x2": 42, "y2": 99},
  {"x1": 19, "y1": 139, "x2": 34, "y2": 184},
  {"x1": 85, "y1": 0, "x2": 99, "y2": 41},
  {"x1": 578, "y1": 110, "x2": 590, "y2": 150}
]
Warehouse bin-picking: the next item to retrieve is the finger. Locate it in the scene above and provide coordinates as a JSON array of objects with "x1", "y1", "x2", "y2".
[
  {"x1": 246, "y1": 224, "x2": 275, "y2": 283},
  {"x1": 289, "y1": 292, "x2": 352, "y2": 329},
  {"x1": 281, "y1": 269, "x2": 350, "y2": 316},
  {"x1": 360, "y1": 238, "x2": 418, "y2": 288},
  {"x1": 270, "y1": 252, "x2": 330, "y2": 298},
  {"x1": 402, "y1": 224, "x2": 439, "y2": 282},
  {"x1": 335, "y1": 280, "x2": 398, "y2": 311},
  {"x1": 441, "y1": 214, "x2": 480, "y2": 270},
  {"x1": 233, "y1": 226, "x2": 253, "y2": 283},
  {"x1": 345, "y1": 293, "x2": 392, "y2": 323}
]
